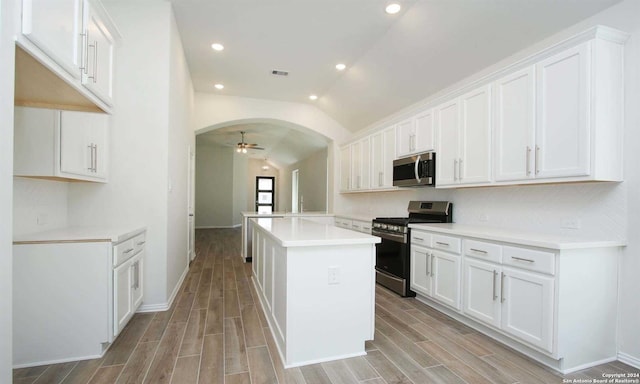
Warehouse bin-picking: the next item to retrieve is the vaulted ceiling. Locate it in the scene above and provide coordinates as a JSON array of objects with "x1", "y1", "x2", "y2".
[{"x1": 169, "y1": 0, "x2": 621, "y2": 164}]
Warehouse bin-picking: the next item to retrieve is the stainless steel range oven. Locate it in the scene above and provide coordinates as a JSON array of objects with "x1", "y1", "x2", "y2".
[{"x1": 372, "y1": 201, "x2": 452, "y2": 297}]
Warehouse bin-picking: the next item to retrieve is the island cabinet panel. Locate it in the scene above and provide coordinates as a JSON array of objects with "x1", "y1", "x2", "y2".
[{"x1": 250, "y1": 217, "x2": 378, "y2": 368}]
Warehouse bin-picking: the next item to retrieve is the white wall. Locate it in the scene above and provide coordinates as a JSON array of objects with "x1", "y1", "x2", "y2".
[
  {"x1": 232, "y1": 152, "x2": 248, "y2": 226},
  {"x1": 0, "y1": 0, "x2": 15, "y2": 380},
  {"x1": 13, "y1": 178, "x2": 68, "y2": 237},
  {"x1": 335, "y1": 0, "x2": 640, "y2": 366},
  {"x1": 281, "y1": 148, "x2": 328, "y2": 213},
  {"x1": 195, "y1": 141, "x2": 234, "y2": 227},
  {"x1": 68, "y1": 2, "x2": 193, "y2": 309},
  {"x1": 165, "y1": 8, "x2": 194, "y2": 302}
]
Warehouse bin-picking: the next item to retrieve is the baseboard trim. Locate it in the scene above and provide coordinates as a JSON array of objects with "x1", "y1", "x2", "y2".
[
  {"x1": 618, "y1": 352, "x2": 640, "y2": 369},
  {"x1": 13, "y1": 353, "x2": 103, "y2": 369},
  {"x1": 195, "y1": 225, "x2": 238, "y2": 229},
  {"x1": 136, "y1": 265, "x2": 189, "y2": 313}
]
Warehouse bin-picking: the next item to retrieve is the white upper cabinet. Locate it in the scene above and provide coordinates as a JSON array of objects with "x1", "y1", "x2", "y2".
[
  {"x1": 436, "y1": 84, "x2": 492, "y2": 187},
  {"x1": 396, "y1": 110, "x2": 435, "y2": 158},
  {"x1": 494, "y1": 66, "x2": 536, "y2": 181},
  {"x1": 14, "y1": 106, "x2": 109, "y2": 182},
  {"x1": 535, "y1": 43, "x2": 590, "y2": 179},
  {"x1": 370, "y1": 126, "x2": 396, "y2": 189},
  {"x1": 435, "y1": 99, "x2": 459, "y2": 186},
  {"x1": 21, "y1": 0, "x2": 83, "y2": 79},
  {"x1": 82, "y1": 0, "x2": 116, "y2": 106},
  {"x1": 350, "y1": 138, "x2": 371, "y2": 190},
  {"x1": 339, "y1": 145, "x2": 351, "y2": 192},
  {"x1": 18, "y1": 0, "x2": 119, "y2": 111}
]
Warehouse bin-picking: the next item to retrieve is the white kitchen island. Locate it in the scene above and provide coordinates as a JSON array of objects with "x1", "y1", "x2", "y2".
[{"x1": 250, "y1": 217, "x2": 380, "y2": 368}]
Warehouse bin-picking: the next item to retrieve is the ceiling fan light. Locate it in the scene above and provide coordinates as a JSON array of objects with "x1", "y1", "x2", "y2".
[
  {"x1": 236, "y1": 147, "x2": 241, "y2": 153},
  {"x1": 242, "y1": 148, "x2": 247, "y2": 154}
]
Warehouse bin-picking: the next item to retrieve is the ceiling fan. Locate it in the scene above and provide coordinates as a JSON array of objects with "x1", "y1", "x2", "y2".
[{"x1": 236, "y1": 131, "x2": 264, "y2": 153}]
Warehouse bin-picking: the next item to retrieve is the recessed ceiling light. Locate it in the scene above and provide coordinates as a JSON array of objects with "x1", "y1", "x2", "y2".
[
  {"x1": 214, "y1": 83, "x2": 224, "y2": 90},
  {"x1": 211, "y1": 43, "x2": 224, "y2": 51},
  {"x1": 335, "y1": 63, "x2": 346, "y2": 71},
  {"x1": 385, "y1": 3, "x2": 401, "y2": 14},
  {"x1": 309, "y1": 95, "x2": 318, "y2": 101}
]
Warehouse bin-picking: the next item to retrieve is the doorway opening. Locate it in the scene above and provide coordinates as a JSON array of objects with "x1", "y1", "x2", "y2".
[
  {"x1": 256, "y1": 176, "x2": 275, "y2": 214},
  {"x1": 291, "y1": 169, "x2": 299, "y2": 213}
]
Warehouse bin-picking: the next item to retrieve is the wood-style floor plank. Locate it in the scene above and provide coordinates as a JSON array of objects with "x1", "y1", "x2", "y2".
[
  {"x1": 15, "y1": 228, "x2": 638, "y2": 384},
  {"x1": 198, "y1": 334, "x2": 224, "y2": 384},
  {"x1": 87, "y1": 366, "x2": 124, "y2": 384},
  {"x1": 115, "y1": 341, "x2": 158, "y2": 384},
  {"x1": 60, "y1": 359, "x2": 104, "y2": 384},
  {"x1": 224, "y1": 317, "x2": 249, "y2": 374},
  {"x1": 32, "y1": 362, "x2": 77, "y2": 384},
  {"x1": 179, "y1": 308, "x2": 207, "y2": 357},
  {"x1": 170, "y1": 355, "x2": 200, "y2": 384},
  {"x1": 247, "y1": 346, "x2": 278, "y2": 384},
  {"x1": 143, "y1": 321, "x2": 187, "y2": 384}
]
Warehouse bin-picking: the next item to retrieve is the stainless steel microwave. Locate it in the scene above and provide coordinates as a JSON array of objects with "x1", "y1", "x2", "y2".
[{"x1": 392, "y1": 152, "x2": 435, "y2": 187}]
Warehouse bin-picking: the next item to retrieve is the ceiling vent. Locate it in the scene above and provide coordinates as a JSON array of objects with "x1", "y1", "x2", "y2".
[{"x1": 271, "y1": 70, "x2": 289, "y2": 76}]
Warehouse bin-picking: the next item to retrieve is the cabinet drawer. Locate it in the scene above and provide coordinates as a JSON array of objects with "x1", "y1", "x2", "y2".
[
  {"x1": 113, "y1": 239, "x2": 135, "y2": 267},
  {"x1": 132, "y1": 233, "x2": 146, "y2": 254},
  {"x1": 432, "y1": 234, "x2": 461, "y2": 254},
  {"x1": 503, "y1": 246, "x2": 555, "y2": 275},
  {"x1": 411, "y1": 231, "x2": 432, "y2": 247},
  {"x1": 464, "y1": 239, "x2": 502, "y2": 263}
]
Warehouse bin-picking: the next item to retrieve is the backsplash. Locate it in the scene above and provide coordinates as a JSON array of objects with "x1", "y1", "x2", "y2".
[
  {"x1": 336, "y1": 181, "x2": 626, "y2": 241},
  {"x1": 13, "y1": 178, "x2": 68, "y2": 237}
]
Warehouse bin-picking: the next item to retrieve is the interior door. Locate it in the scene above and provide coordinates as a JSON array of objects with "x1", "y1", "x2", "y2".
[
  {"x1": 256, "y1": 176, "x2": 275, "y2": 214},
  {"x1": 187, "y1": 146, "x2": 195, "y2": 261}
]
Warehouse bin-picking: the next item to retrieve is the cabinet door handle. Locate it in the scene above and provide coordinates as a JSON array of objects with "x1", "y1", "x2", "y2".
[
  {"x1": 137, "y1": 241, "x2": 146, "y2": 246},
  {"x1": 458, "y1": 158, "x2": 463, "y2": 181},
  {"x1": 470, "y1": 248, "x2": 487, "y2": 254},
  {"x1": 500, "y1": 272, "x2": 506, "y2": 303},
  {"x1": 535, "y1": 145, "x2": 540, "y2": 174},
  {"x1": 435, "y1": 241, "x2": 450, "y2": 247},
  {"x1": 492, "y1": 270, "x2": 498, "y2": 300},
  {"x1": 88, "y1": 41, "x2": 98, "y2": 83},
  {"x1": 454, "y1": 159, "x2": 458, "y2": 181},
  {"x1": 94, "y1": 144, "x2": 98, "y2": 172},
  {"x1": 413, "y1": 237, "x2": 424, "y2": 241},
  {"x1": 379, "y1": 171, "x2": 383, "y2": 187},
  {"x1": 124, "y1": 248, "x2": 134, "y2": 254},
  {"x1": 87, "y1": 144, "x2": 94, "y2": 171},
  {"x1": 511, "y1": 256, "x2": 535, "y2": 263},
  {"x1": 526, "y1": 146, "x2": 532, "y2": 175},
  {"x1": 430, "y1": 254, "x2": 434, "y2": 277},
  {"x1": 357, "y1": 175, "x2": 361, "y2": 188},
  {"x1": 80, "y1": 32, "x2": 89, "y2": 74},
  {"x1": 426, "y1": 253, "x2": 430, "y2": 276}
]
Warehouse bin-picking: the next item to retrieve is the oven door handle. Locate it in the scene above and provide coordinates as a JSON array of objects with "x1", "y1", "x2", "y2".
[
  {"x1": 372, "y1": 230, "x2": 407, "y2": 244},
  {"x1": 414, "y1": 154, "x2": 422, "y2": 184}
]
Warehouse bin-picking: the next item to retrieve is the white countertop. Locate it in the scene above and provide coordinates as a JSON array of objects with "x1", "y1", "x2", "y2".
[
  {"x1": 241, "y1": 211, "x2": 334, "y2": 218},
  {"x1": 334, "y1": 213, "x2": 376, "y2": 222},
  {"x1": 409, "y1": 223, "x2": 626, "y2": 250},
  {"x1": 251, "y1": 217, "x2": 380, "y2": 247},
  {"x1": 13, "y1": 226, "x2": 146, "y2": 245}
]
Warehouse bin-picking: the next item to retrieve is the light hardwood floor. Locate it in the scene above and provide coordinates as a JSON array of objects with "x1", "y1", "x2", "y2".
[{"x1": 13, "y1": 228, "x2": 640, "y2": 384}]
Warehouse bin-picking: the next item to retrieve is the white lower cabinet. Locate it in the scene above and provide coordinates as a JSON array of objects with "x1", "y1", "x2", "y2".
[
  {"x1": 410, "y1": 233, "x2": 461, "y2": 311},
  {"x1": 410, "y1": 225, "x2": 621, "y2": 373},
  {"x1": 13, "y1": 228, "x2": 146, "y2": 367},
  {"x1": 463, "y1": 259, "x2": 554, "y2": 352},
  {"x1": 113, "y1": 249, "x2": 144, "y2": 337}
]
